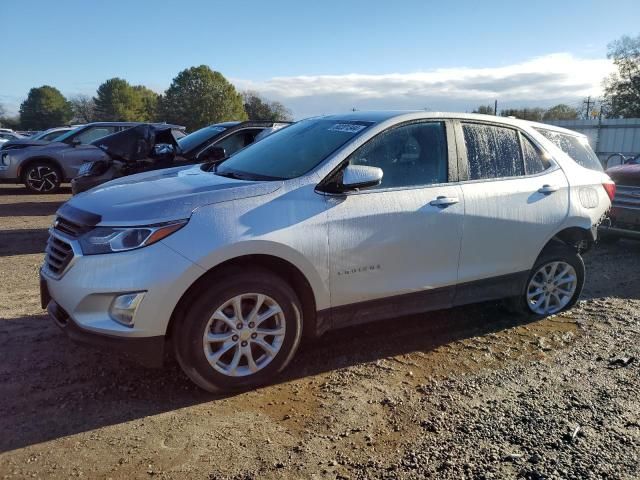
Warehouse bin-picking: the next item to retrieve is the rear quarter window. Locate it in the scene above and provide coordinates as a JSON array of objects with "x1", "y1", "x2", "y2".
[{"x1": 534, "y1": 128, "x2": 603, "y2": 172}]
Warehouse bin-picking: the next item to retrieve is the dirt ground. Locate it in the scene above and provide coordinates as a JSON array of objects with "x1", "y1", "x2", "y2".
[{"x1": 0, "y1": 183, "x2": 638, "y2": 479}]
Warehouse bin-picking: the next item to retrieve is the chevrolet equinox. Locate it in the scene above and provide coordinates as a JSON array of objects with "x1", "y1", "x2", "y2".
[{"x1": 41, "y1": 112, "x2": 614, "y2": 392}]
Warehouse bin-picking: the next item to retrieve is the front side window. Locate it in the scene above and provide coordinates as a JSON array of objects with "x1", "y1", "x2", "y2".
[
  {"x1": 534, "y1": 128, "x2": 603, "y2": 172},
  {"x1": 463, "y1": 123, "x2": 524, "y2": 180},
  {"x1": 216, "y1": 119, "x2": 373, "y2": 180},
  {"x1": 347, "y1": 121, "x2": 448, "y2": 189},
  {"x1": 75, "y1": 126, "x2": 118, "y2": 144}
]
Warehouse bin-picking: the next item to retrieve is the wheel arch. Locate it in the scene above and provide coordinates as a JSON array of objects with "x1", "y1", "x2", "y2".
[
  {"x1": 167, "y1": 254, "x2": 323, "y2": 344},
  {"x1": 537, "y1": 224, "x2": 595, "y2": 262},
  {"x1": 18, "y1": 155, "x2": 64, "y2": 181}
]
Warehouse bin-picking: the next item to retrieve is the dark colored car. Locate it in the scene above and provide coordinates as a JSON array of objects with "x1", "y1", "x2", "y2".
[
  {"x1": 71, "y1": 124, "x2": 182, "y2": 194},
  {"x1": 599, "y1": 157, "x2": 640, "y2": 242},
  {"x1": 71, "y1": 120, "x2": 290, "y2": 194}
]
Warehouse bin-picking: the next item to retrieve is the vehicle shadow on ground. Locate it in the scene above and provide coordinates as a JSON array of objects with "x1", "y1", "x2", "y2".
[
  {"x1": 0, "y1": 201, "x2": 61, "y2": 217},
  {"x1": 0, "y1": 303, "x2": 528, "y2": 453},
  {"x1": 0, "y1": 228, "x2": 48, "y2": 257},
  {"x1": 0, "y1": 186, "x2": 71, "y2": 196}
]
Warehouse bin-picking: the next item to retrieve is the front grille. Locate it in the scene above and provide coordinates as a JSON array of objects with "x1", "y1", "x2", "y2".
[
  {"x1": 53, "y1": 216, "x2": 90, "y2": 237},
  {"x1": 44, "y1": 215, "x2": 89, "y2": 277},
  {"x1": 613, "y1": 185, "x2": 640, "y2": 211},
  {"x1": 45, "y1": 235, "x2": 74, "y2": 275}
]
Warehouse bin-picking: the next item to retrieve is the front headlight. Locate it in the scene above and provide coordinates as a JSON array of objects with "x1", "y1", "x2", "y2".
[{"x1": 78, "y1": 219, "x2": 188, "y2": 255}]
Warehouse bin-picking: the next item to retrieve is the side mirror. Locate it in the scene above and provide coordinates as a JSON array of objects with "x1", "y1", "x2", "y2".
[
  {"x1": 201, "y1": 146, "x2": 227, "y2": 163},
  {"x1": 341, "y1": 165, "x2": 383, "y2": 191}
]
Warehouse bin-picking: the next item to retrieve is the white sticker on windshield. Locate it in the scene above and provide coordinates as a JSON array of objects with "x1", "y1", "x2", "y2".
[{"x1": 328, "y1": 123, "x2": 366, "y2": 133}]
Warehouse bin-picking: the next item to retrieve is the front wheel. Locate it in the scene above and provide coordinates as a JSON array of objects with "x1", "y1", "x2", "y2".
[
  {"x1": 173, "y1": 269, "x2": 303, "y2": 393},
  {"x1": 511, "y1": 246, "x2": 585, "y2": 317},
  {"x1": 23, "y1": 162, "x2": 62, "y2": 193}
]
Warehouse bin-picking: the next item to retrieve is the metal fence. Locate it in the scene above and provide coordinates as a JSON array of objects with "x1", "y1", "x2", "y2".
[{"x1": 544, "y1": 118, "x2": 640, "y2": 166}]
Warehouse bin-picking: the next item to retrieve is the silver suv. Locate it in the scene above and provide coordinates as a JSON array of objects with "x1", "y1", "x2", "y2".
[
  {"x1": 40, "y1": 112, "x2": 613, "y2": 392},
  {"x1": 0, "y1": 122, "x2": 182, "y2": 193}
]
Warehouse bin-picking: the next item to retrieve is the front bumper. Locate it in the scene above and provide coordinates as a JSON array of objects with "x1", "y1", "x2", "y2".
[
  {"x1": 40, "y1": 239, "x2": 206, "y2": 363},
  {"x1": 46, "y1": 299, "x2": 165, "y2": 367}
]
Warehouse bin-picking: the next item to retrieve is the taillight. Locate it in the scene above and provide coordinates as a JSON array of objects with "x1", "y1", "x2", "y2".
[{"x1": 603, "y1": 181, "x2": 616, "y2": 202}]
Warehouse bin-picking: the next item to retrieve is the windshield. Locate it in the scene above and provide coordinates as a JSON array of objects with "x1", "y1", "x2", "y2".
[
  {"x1": 535, "y1": 128, "x2": 603, "y2": 172},
  {"x1": 216, "y1": 119, "x2": 373, "y2": 180},
  {"x1": 53, "y1": 126, "x2": 82, "y2": 143},
  {"x1": 177, "y1": 125, "x2": 227, "y2": 153}
]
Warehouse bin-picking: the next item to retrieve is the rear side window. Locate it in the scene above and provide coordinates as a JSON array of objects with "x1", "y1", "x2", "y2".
[
  {"x1": 462, "y1": 123, "x2": 524, "y2": 180},
  {"x1": 534, "y1": 128, "x2": 603, "y2": 172},
  {"x1": 521, "y1": 135, "x2": 551, "y2": 175}
]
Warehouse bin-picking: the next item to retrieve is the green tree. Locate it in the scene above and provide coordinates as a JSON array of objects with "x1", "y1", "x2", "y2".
[
  {"x1": 133, "y1": 85, "x2": 160, "y2": 121},
  {"x1": 500, "y1": 107, "x2": 546, "y2": 121},
  {"x1": 19, "y1": 86, "x2": 73, "y2": 129},
  {"x1": 472, "y1": 105, "x2": 494, "y2": 115},
  {"x1": 542, "y1": 104, "x2": 579, "y2": 121},
  {"x1": 242, "y1": 91, "x2": 292, "y2": 121},
  {"x1": 159, "y1": 65, "x2": 246, "y2": 131},
  {"x1": 94, "y1": 78, "x2": 141, "y2": 121},
  {"x1": 603, "y1": 34, "x2": 640, "y2": 118}
]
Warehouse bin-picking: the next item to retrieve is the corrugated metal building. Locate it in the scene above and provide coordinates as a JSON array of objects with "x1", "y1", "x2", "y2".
[{"x1": 544, "y1": 118, "x2": 640, "y2": 166}]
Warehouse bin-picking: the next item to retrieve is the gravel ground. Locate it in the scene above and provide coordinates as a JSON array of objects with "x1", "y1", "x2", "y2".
[{"x1": 0, "y1": 184, "x2": 638, "y2": 479}]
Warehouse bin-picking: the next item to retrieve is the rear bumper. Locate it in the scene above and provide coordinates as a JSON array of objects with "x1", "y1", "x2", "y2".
[{"x1": 47, "y1": 300, "x2": 165, "y2": 367}]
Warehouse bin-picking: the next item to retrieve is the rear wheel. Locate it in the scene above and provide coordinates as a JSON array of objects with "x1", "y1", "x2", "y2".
[
  {"x1": 510, "y1": 245, "x2": 585, "y2": 317},
  {"x1": 173, "y1": 269, "x2": 303, "y2": 392},
  {"x1": 23, "y1": 162, "x2": 62, "y2": 193}
]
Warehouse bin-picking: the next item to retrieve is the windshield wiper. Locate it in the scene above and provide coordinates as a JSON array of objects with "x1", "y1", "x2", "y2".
[{"x1": 215, "y1": 169, "x2": 285, "y2": 181}]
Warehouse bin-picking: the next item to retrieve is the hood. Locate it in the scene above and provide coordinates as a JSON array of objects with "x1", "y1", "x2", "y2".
[
  {"x1": 606, "y1": 164, "x2": 640, "y2": 186},
  {"x1": 0, "y1": 139, "x2": 50, "y2": 150},
  {"x1": 92, "y1": 124, "x2": 181, "y2": 162},
  {"x1": 64, "y1": 164, "x2": 282, "y2": 226}
]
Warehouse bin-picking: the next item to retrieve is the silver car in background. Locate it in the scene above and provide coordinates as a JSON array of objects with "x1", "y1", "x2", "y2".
[{"x1": 0, "y1": 122, "x2": 182, "y2": 193}]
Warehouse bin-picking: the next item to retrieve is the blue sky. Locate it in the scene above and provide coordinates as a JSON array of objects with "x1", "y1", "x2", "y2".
[{"x1": 2, "y1": 0, "x2": 640, "y2": 119}]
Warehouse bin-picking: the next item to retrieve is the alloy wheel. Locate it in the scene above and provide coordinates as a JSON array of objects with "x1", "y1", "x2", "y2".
[
  {"x1": 26, "y1": 166, "x2": 59, "y2": 192},
  {"x1": 526, "y1": 261, "x2": 578, "y2": 315},
  {"x1": 202, "y1": 293, "x2": 286, "y2": 377}
]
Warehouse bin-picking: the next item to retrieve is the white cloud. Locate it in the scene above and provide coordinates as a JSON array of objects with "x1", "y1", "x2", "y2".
[{"x1": 234, "y1": 53, "x2": 614, "y2": 119}]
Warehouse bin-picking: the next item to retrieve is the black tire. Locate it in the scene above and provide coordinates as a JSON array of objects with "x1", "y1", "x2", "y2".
[
  {"x1": 22, "y1": 161, "x2": 62, "y2": 193},
  {"x1": 508, "y1": 244, "x2": 585, "y2": 317},
  {"x1": 173, "y1": 268, "x2": 303, "y2": 393}
]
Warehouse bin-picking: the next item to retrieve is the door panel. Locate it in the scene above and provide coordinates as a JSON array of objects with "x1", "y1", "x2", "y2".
[
  {"x1": 327, "y1": 185, "x2": 464, "y2": 310},
  {"x1": 457, "y1": 168, "x2": 569, "y2": 284},
  {"x1": 455, "y1": 120, "x2": 570, "y2": 288}
]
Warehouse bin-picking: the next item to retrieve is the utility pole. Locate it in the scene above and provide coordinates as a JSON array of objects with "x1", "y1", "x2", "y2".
[
  {"x1": 583, "y1": 96, "x2": 592, "y2": 119},
  {"x1": 494, "y1": 99, "x2": 498, "y2": 116}
]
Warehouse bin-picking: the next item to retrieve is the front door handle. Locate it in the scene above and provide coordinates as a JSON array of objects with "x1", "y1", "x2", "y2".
[
  {"x1": 538, "y1": 184, "x2": 559, "y2": 195},
  {"x1": 430, "y1": 196, "x2": 460, "y2": 207}
]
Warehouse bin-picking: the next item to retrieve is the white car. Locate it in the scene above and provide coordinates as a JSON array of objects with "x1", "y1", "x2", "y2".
[
  {"x1": 0, "y1": 131, "x2": 24, "y2": 144},
  {"x1": 40, "y1": 112, "x2": 613, "y2": 392}
]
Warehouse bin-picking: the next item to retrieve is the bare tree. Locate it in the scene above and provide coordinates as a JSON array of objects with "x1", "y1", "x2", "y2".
[{"x1": 70, "y1": 94, "x2": 97, "y2": 123}]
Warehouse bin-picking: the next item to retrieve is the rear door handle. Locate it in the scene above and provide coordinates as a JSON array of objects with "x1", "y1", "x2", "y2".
[
  {"x1": 538, "y1": 184, "x2": 559, "y2": 195},
  {"x1": 430, "y1": 196, "x2": 460, "y2": 207}
]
